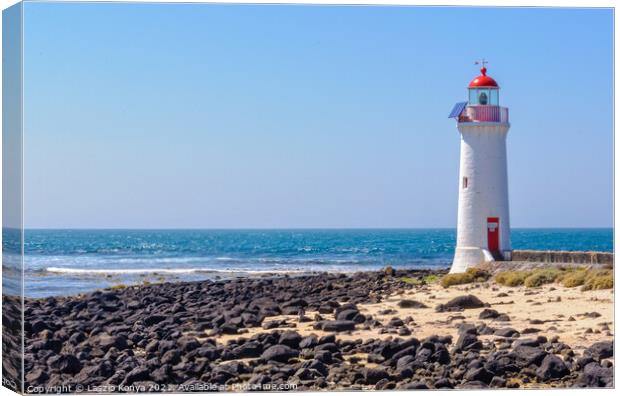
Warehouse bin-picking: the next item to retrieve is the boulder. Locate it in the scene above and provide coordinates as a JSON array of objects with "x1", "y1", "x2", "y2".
[
  {"x1": 479, "y1": 309, "x2": 500, "y2": 319},
  {"x1": 261, "y1": 344, "x2": 299, "y2": 363},
  {"x1": 512, "y1": 345, "x2": 547, "y2": 367},
  {"x1": 321, "y1": 320, "x2": 356, "y2": 332},
  {"x1": 398, "y1": 300, "x2": 428, "y2": 309},
  {"x1": 364, "y1": 367, "x2": 389, "y2": 385},
  {"x1": 454, "y1": 333, "x2": 482, "y2": 352},
  {"x1": 536, "y1": 354, "x2": 569, "y2": 380},
  {"x1": 436, "y1": 295, "x2": 486, "y2": 312},
  {"x1": 585, "y1": 341, "x2": 613, "y2": 360}
]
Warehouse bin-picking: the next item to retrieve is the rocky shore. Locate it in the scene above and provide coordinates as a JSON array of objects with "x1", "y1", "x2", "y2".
[{"x1": 18, "y1": 269, "x2": 614, "y2": 391}]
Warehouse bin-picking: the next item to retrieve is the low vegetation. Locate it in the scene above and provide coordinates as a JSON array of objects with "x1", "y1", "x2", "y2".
[
  {"x1": 581, "y1": 269, "x2": 613, "y2": 291},
  {"x1": 560, "y1": 269, "x2": 589, "y2": 288},
  {"x1": 494, "y1": 271, "x2": 531, "y2": 287},
  {"x1": 494, "y1": 267, "x2": 613, "y2": 290},
  {"x1": 440, "y1": 267, "x2": 490, "y2": 288},
  {"x1": 523, "y1": 268, "x2": 564, "y2": 287},
  {"x1": 401, "y1": 274, "x2": 440, "y2": 285}
]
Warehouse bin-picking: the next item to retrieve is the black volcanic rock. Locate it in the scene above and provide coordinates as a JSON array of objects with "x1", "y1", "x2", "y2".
[
  {"x1": 261, "y1": 344, "x2": 299, "y2": 363},
  {"x1": 321, "y1": 320, "x2": 356, "y2": 332},
  {"x1": 436, "y1": 295, "x2": 486, "y2": 312},
  {"x1": 536, "y1": 354, "x2": 569, "y2": 380}
]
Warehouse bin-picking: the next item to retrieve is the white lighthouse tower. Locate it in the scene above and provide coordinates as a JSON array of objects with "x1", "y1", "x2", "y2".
[{"x1": 448, "y1": 61, "x2": 512, "y2": 273}]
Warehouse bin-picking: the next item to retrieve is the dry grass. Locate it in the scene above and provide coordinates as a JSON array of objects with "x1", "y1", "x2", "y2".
[
  {"x1": 560, "y1": 269, "x2": 589, "y2": 287},
  {"x1": 581, "y1": 269, "x2": 613, "y2": 291},
  {"x1": 495, "y1": 270, "x2": 530, "y2": 287},
  {"x1": 440, "y1": 267, "x2": 490, "y2": 288},
  {"x1": 523, "y1": 268, "x2": 564, "y2": 287},
  {"x1": 495, "y1": 267, "x2": 613, "y2": 290}
]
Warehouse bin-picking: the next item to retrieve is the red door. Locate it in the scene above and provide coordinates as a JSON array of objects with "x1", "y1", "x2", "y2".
[{"x1": 487, "y1": 217, "x2": 499, "y2": 252}]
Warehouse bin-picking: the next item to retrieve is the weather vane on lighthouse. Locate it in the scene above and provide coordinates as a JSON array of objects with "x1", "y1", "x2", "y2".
[
  {"x1": 447, "y1": 62, "x2": 512, "y2": 273},
  {"x1": 474, "y1": 58, "x2": 488, "y2": 67}
]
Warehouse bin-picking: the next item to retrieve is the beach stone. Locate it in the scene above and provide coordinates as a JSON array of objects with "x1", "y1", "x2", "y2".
[
  {"x1": 364, "y1": 367, "x2": 389, "y2": 384},
  {"x1": 585, "y1": 341, "x2": 613, "y2": 360},
  {"x1": 433, "y1": 378, "x2": 454, "y2": 389},
  {"x1": 536, "y1": 354, "x2": 569, "y2": 380},
  {"x1": 512, "y1": 338, "x2": 539, "y2": 348},
  {"x1": 398, "y1": 327, "x2": 411, "y2": 336},
  {"x1": 335, "y1": 309, "x2": 359, "y2": 321},
  {"x1": 436, "y1": 295, "x2": 486, "y2": 312},
  {"x1": 513, "y1": 345, "x2": 547, "y2": 367},
  {"x1": 321, "y1": 320, "x2": 355, "y2": 332},
  {"x1": 299, "y1": 335, "x2": 318, "y2": 349},
  {"x1": 398, "y1": 299, "x2": 428, "y2": 309},
  {"x1": 278, "y1": 331, "x2": 302, "y2": 349},
  {"x1": 121, "y1": 366, "x2": 150, "y2": 385},
  {"x1": 458, "y1": 323, "x2": 478, "y2": 335},
  {"x1": 401, "y1": 382, "x2": 429, "y2": 389},
  {"x1": 143, "y1": 315, "x2": 166, "y2": 326},
  {"x1": 494, "y1": 328, "x2": 519, "y2": 338},
  {"x1": 460, "y1": 381, "x2": 488, "y2": 389},
  {"x1": 261, "y1": 344, "x2": 299, "y2": 363},
  {"x1": 489, "y1": 376, "x2": 507, "y2": 387},
  {"x1": 97, "y1": 334, "x2": 129, "y2": 351},
  {"x1": 575, "y1": 356, "x2": 595, "y2": 370},
  {"x1": 161, "y1": 349, "x2": 181, "y2": 365},
  {"x1": 464, "y1": 367, "x2": 494, "y2": 384},
  {"x1": 576, "y1": 362, "x2": 613, "y2": 387},
  {"x1": 50, "y1": 354, "x2": 82, "y2": 374},
  {"x1": 454, "y1": 333, "x2": 482, "y2": 352},
  {"x1": 25, "y1": 367, "x2": 49, "y2": 384},
  {"x1": 479, "y1": 309, "x2": 500, "y2": 319}
]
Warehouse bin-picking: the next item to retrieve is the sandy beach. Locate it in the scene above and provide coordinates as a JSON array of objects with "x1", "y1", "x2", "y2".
[
  {"x1": 211, "y1": 277, "x2": 614, "y2": 354},
  {"x1": 17, "y1": 266, "x2": 614, "y2": 391}
]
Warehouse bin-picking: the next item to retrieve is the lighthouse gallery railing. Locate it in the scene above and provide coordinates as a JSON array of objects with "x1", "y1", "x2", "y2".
[{"x1": 459, "y1": 105, "x2": 509, "y2": 123}]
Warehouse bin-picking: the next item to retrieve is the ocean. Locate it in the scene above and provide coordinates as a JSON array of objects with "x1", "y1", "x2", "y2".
[{"x1": 3, "y1": 228, "x2": 613, "y2": 298}]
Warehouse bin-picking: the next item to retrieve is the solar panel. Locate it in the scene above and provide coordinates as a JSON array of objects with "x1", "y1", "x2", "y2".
[{"x1": 448, "y1": 101, "x2": 468, "y2": 118}]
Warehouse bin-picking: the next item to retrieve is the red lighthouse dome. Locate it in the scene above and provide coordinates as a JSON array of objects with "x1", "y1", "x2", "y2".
[{"x1": 468, "y1": 67, "x2": 499, "y2": 88}]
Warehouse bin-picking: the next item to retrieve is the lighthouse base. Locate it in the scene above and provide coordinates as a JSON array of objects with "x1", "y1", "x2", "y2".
[{"x1": 450, "y1": 247, "x2": 494, "y2": 274}]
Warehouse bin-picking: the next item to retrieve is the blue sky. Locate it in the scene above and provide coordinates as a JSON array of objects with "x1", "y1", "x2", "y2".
[{"x1": 21, "y1": 3, "x2": 613, "y2": 228}]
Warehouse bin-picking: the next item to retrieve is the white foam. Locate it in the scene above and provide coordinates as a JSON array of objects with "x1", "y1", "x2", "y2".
[
  {"x1": 46, "y1": 267, "x2": 207, "y2": 275},
  {"x1": 44, "y1": 267, "x2": 316, "y2": 275}
]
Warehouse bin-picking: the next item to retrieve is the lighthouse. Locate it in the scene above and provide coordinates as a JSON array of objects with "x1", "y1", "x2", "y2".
[{"x1": 448, "y1": 61, "x2": 512, "y2": 273}]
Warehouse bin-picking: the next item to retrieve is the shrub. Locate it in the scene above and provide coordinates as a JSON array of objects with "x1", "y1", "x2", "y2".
[
  {"x1": 440, "y1": 268, "x2": 490, "y2": 288},
  {"x1": 560, "y1": 269, "x2": 588, "y2": 287},
  {"x1": 582, "y1": 269, "x2": 613, "y2": 291},
  {"x1": 523, "y1": 268, "x2": 563, "y2": 287},
  {"x1": 403, "y1": 274, "x2": 441, "y2": 285},
  {"x1": 495, "y1": 270, "x2": 530, "y2": 287}
]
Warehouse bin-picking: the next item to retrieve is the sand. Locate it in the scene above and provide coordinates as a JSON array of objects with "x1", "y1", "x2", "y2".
[{"x1": 210, "y1": 280, "x2": 614, "y2": 356}]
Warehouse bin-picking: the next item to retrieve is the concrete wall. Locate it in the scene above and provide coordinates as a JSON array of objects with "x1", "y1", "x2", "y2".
[{"x1": 511, "y1": 250, "x2": 613, "y2": 266}]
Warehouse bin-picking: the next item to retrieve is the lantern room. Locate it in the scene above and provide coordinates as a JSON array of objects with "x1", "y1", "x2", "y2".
[
  {"x1": 448, "y1": 62, "x2": 509, "y2": 124},
  {"x1": 468, "y1": 66, "x2": 499, "y2": 105}
]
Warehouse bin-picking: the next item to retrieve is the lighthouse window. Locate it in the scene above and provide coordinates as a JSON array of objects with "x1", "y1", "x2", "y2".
[
  {"x1": 478, "y1": 92, "x2": 488, "y2": 105},
  {"x1": 462, "y1": 177, "x2": 468, "y2": 189}
]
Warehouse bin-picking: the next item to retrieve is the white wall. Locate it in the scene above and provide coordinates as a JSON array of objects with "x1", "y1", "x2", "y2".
[{"x1": 451, "y1": 122, "x2": 511, "y2": 272}]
